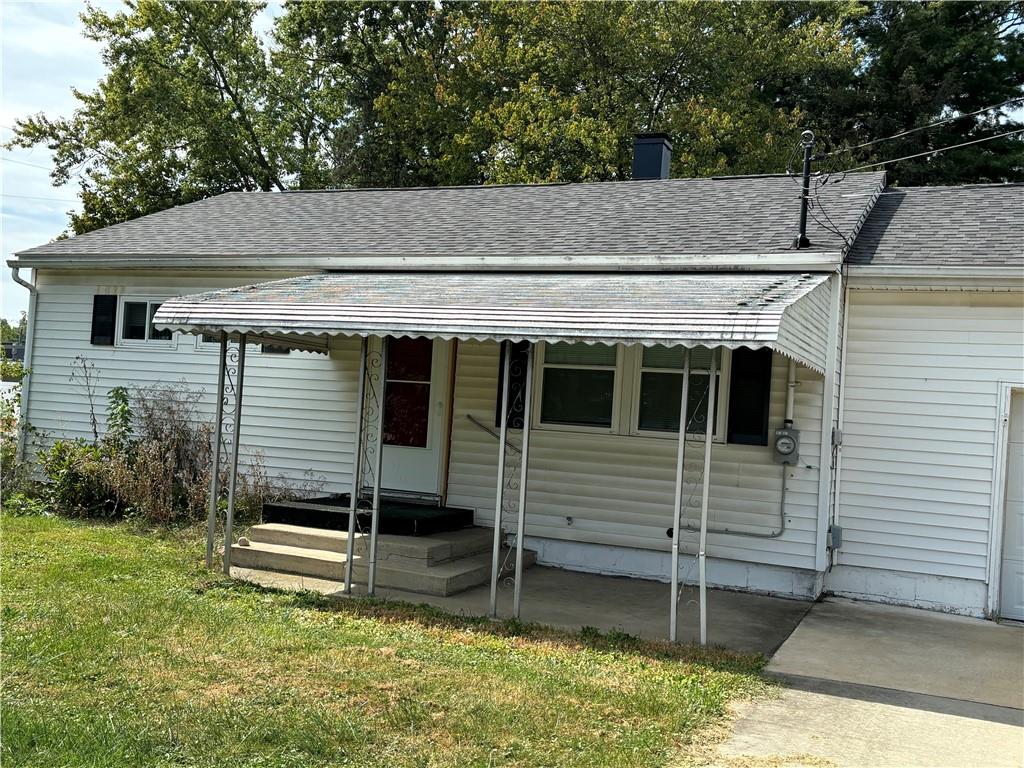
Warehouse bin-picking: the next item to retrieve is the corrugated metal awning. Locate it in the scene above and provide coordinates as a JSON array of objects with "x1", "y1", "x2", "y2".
[{"x1": 153, "y1": 272, "x2": 833, "y2": 371}]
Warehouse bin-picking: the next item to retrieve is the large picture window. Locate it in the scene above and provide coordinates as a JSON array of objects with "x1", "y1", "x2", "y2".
[
  {"x1": 539, "y1": 342, "x2": 617, "y2": 429},
  {"x1": 635, "y1": 346, "x2": 726, "y2": 437}
]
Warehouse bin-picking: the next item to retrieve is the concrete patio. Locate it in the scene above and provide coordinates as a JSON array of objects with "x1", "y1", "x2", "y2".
[{"x1": 231, "y1": 562, "x2": 812, "y2": 655}]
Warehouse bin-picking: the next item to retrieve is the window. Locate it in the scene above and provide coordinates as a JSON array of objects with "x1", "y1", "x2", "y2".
[
  {"x1": 539, "y1": 342, "x2": 618, "y2": 429},
  {"x1": 260, "y1": 343, "x2": 290, "y2": 355},
  {"x1": 382, "y1": 337, "x2": 433, "y2": 447},
  {"x1": 531, "y1": 342, "x2": 769, "y2": 444},
  {"x1": 635, "y1": 346, "x2": 728, "y2": 438},
  {"x1": 196, "y1": 333, "x2": 289, "y2": 355},
  {"x1": 117, "y1": 298, "x2": 175, "y2": 346}
]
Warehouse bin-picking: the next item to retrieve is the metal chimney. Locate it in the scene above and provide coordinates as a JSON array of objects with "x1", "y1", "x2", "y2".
[{"x1": 632, "y1": 133, "x2": 672, "y2": 180}]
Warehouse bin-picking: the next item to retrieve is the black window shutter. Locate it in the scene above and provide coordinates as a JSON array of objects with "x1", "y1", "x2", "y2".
[
  {"x1": 90, "y1": 295, "x2": 117, "y2": 346},
  {"x1": 495, "y1": 341, "x2": 530, "y2": 429},
  {"x1": 727, "y1": 347, "x2": 773, "y2": 445}
]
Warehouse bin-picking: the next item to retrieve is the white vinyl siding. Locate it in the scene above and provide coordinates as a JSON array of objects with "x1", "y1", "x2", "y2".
[
  {"x1": 26, "y1": 270, "x2": 360, "y2": 493},
  {"x1": 446, "y1": 340, "x2": 824, "y2": 572},
  {"x1": 836, "y1": 289, "x2": 1024, "y2": 585}
]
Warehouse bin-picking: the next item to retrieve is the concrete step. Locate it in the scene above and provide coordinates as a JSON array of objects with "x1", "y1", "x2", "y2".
[
  {"x1": 246, "y1": 523, "x2": 494, "y2": 566},
  {"x1": 230, "y1": 540, "x2": 349, "y2": 581},
  {"x1": 229, "y1": 539, "x2": 536, "y2": 597}
]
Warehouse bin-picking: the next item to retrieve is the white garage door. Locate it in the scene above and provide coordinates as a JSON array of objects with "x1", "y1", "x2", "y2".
[{"x1": 1001, "y1": 390, "x2": 1024, "y2": 621}]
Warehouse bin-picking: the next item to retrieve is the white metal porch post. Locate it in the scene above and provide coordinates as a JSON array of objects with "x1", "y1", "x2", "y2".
[
  {"x1": 205, "y1": 332, "x2": 227, "y2": 569},
  {"x1": 698, "y1": 351, "x2": 718, "y2": 646},
  {"x1": 489, "y1": 341, "x2": 512, "y2": 618},
  {"x1": 344, "y1": 337, "x2": 368, "y2": 594},
  {"x1": 512, "y1": 342, "x2": 534, "y2": 619},
  {"x1": 367, "y1": 335, "x2": 389, "y2": 596},
  {"x1": 669, "y1": 349, "x2": 691, "y2": 642},
  {"x1": 222, "y1": 334, "x2": 248, "y2": 576}
]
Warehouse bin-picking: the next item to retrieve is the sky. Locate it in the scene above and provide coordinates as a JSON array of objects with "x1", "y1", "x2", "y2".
[
  {"x1": 0, "y1": 1, "x2": 278, "y2": 322},
  {"x1": 1, "y1": 1, "x2": 111, "y2": 321}
]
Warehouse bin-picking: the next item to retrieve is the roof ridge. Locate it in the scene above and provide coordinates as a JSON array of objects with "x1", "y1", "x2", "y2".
[{"x1": 274, "y1": 172, "x2": 886, "y2": 194}]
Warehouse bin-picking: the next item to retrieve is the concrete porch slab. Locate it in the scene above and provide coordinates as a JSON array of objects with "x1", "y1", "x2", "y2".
[
  {"x1": 230, "y1": 563, "x2": 811, "y2": 655},
  {"x1": 767, "y1": 598, "x2": 1024, "y2": 709}
]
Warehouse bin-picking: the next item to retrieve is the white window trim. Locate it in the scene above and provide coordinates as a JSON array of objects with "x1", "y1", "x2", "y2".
[
  {"x1": 115, "y1": 296, "x2": 178, "y2": 349},
  {"x1": 530, "y1": 342, "x2": 732, "y2": 442},
  {"x1": 626, "y1": 346, "x2": 731, "y2": 443},
  {"x1": 532, "y1": 342, "x2": 624, "y2": 434}
]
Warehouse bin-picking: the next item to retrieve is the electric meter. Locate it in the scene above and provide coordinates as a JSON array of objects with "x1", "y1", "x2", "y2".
[{"x1": 773, "y1": 426, "x2": 800, "y2": 465}]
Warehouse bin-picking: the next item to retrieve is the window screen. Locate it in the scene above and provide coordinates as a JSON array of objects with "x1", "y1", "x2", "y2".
[
  {"x1": 122, "y1": 302, "x2": 148, "y2": 340},
  {"x1": 539, "y1": 342, "x2": 616, "y2": 428},
  {"x1": 638, "y1": 346, "x2": 721, "y2": 434}
]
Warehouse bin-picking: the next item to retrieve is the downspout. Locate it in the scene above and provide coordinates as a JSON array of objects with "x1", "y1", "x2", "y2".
[{"x1": 10, "y1": 267, "x2": 37, "y2": 460}]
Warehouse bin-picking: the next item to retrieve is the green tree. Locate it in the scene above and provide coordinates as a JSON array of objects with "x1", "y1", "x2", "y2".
[
  {"x1": 1, "y1": 313, "x2": 27, "y2": 344},
  {"x1": 810, "y1": 1, "x2": 1024, "y2": 184},
  {"x1": 6, "y1": 0, "x2": 294, "y2": 234},
  {"x1": 7, "y1": 0, "x2": 1022, "y2": 239}
]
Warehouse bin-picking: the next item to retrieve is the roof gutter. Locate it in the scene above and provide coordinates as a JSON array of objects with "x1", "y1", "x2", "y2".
[
  {"x1": 847, "y1": 264, "x2": 1024, "y2": 279},
  {"x1": 9, "y1": 267, "x2": 37, "y2": 460},
  {"x1": 6, "y1": 252, "x2": 845, "y2": 272}
]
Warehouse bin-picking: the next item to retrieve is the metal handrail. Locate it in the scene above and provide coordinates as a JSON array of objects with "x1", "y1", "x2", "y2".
[{"x1": 466, "y1": 413, "x2": 521, "y2": 455}]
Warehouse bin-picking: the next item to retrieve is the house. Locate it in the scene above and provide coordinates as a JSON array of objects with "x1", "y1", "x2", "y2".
[{"x1": 9, "y1": 135, "x2": 1023, "y2": 636}]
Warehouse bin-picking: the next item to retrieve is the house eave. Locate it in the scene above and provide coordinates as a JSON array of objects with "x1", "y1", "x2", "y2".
[
  {"x1": 846, "y1": 264, "x2": 1024, "y2": 290},
  {"x1": 7, "y1": 251, "x2": 844, "y2": 272}
]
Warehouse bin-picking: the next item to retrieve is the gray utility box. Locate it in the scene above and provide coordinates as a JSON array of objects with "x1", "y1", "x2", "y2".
[{"x1": 772, "y1": 426, "x2": 800, "y2": 465}]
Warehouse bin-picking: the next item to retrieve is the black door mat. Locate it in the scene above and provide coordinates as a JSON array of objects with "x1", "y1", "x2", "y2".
[{"x1": 262, "y1": 494, "x2": 474, "y2": 536}]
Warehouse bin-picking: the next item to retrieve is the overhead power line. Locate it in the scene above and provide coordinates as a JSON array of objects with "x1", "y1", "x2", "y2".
[
  {"x1": 1, "y1": 193, "x2": 79, "y2": 203},
  {"x1": 831, "y1": 128, "x2": 1024, "y2": 175},
  {"x1": 816, "y1": 96, "x2": 1024, "y2": 159},
  {"x1": 2, "y1": 157, "x2": 52, "y2": 171}
]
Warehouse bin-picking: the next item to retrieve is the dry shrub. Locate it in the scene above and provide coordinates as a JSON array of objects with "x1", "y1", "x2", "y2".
[
  {"x1": 106, "y1": 382, "x2": 214, "y2": 522},
  {"x1": 39, "y1": 376, "x2": 325, "y2": 524}
]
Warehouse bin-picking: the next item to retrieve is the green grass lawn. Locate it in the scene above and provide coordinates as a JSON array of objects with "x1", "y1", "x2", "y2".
[{"x1": 1, "y1": 514, "x2": 766, "y2": 767}]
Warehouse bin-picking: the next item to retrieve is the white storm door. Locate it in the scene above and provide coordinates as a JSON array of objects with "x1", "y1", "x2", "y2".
[
  {"x1": 378, "y1": 337, "x2": 450, "y2": 497},
  {"x1": 1000, "y1": 389, "x2": 1024, "y2": 621}
]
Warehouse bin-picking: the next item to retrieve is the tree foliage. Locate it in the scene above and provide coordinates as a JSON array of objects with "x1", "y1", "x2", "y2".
[
  {"x1": 7, "y1": 0, "x2": 1023, "y2": 235},
  {"x1": 1, "y1": 314, "x2": 27, "y2": 344},
  {"x1": 810, "y1": 1, "x2": 1024, "y2": 184}
]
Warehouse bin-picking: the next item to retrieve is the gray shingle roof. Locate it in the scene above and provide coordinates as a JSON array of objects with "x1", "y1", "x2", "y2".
[
  {"x1": 14, "y1": 172, "x2": 885, "y2": 263},
  {"x1": 846, "y1": 184, "x2": 1024, "y2": 267}
]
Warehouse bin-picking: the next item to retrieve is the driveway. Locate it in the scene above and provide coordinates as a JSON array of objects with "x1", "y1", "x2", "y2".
[{"x1": 709, "y1": 599, "x2": 1024, "y2": 768}]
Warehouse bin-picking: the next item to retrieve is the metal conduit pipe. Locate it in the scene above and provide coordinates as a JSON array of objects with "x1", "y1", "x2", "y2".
[
  {"x1": 675, "y1": 359, "x2": 796, "y2": 541},
  {"x1": 785, "y1": 359, "x2": 797, "y2": 426}
]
